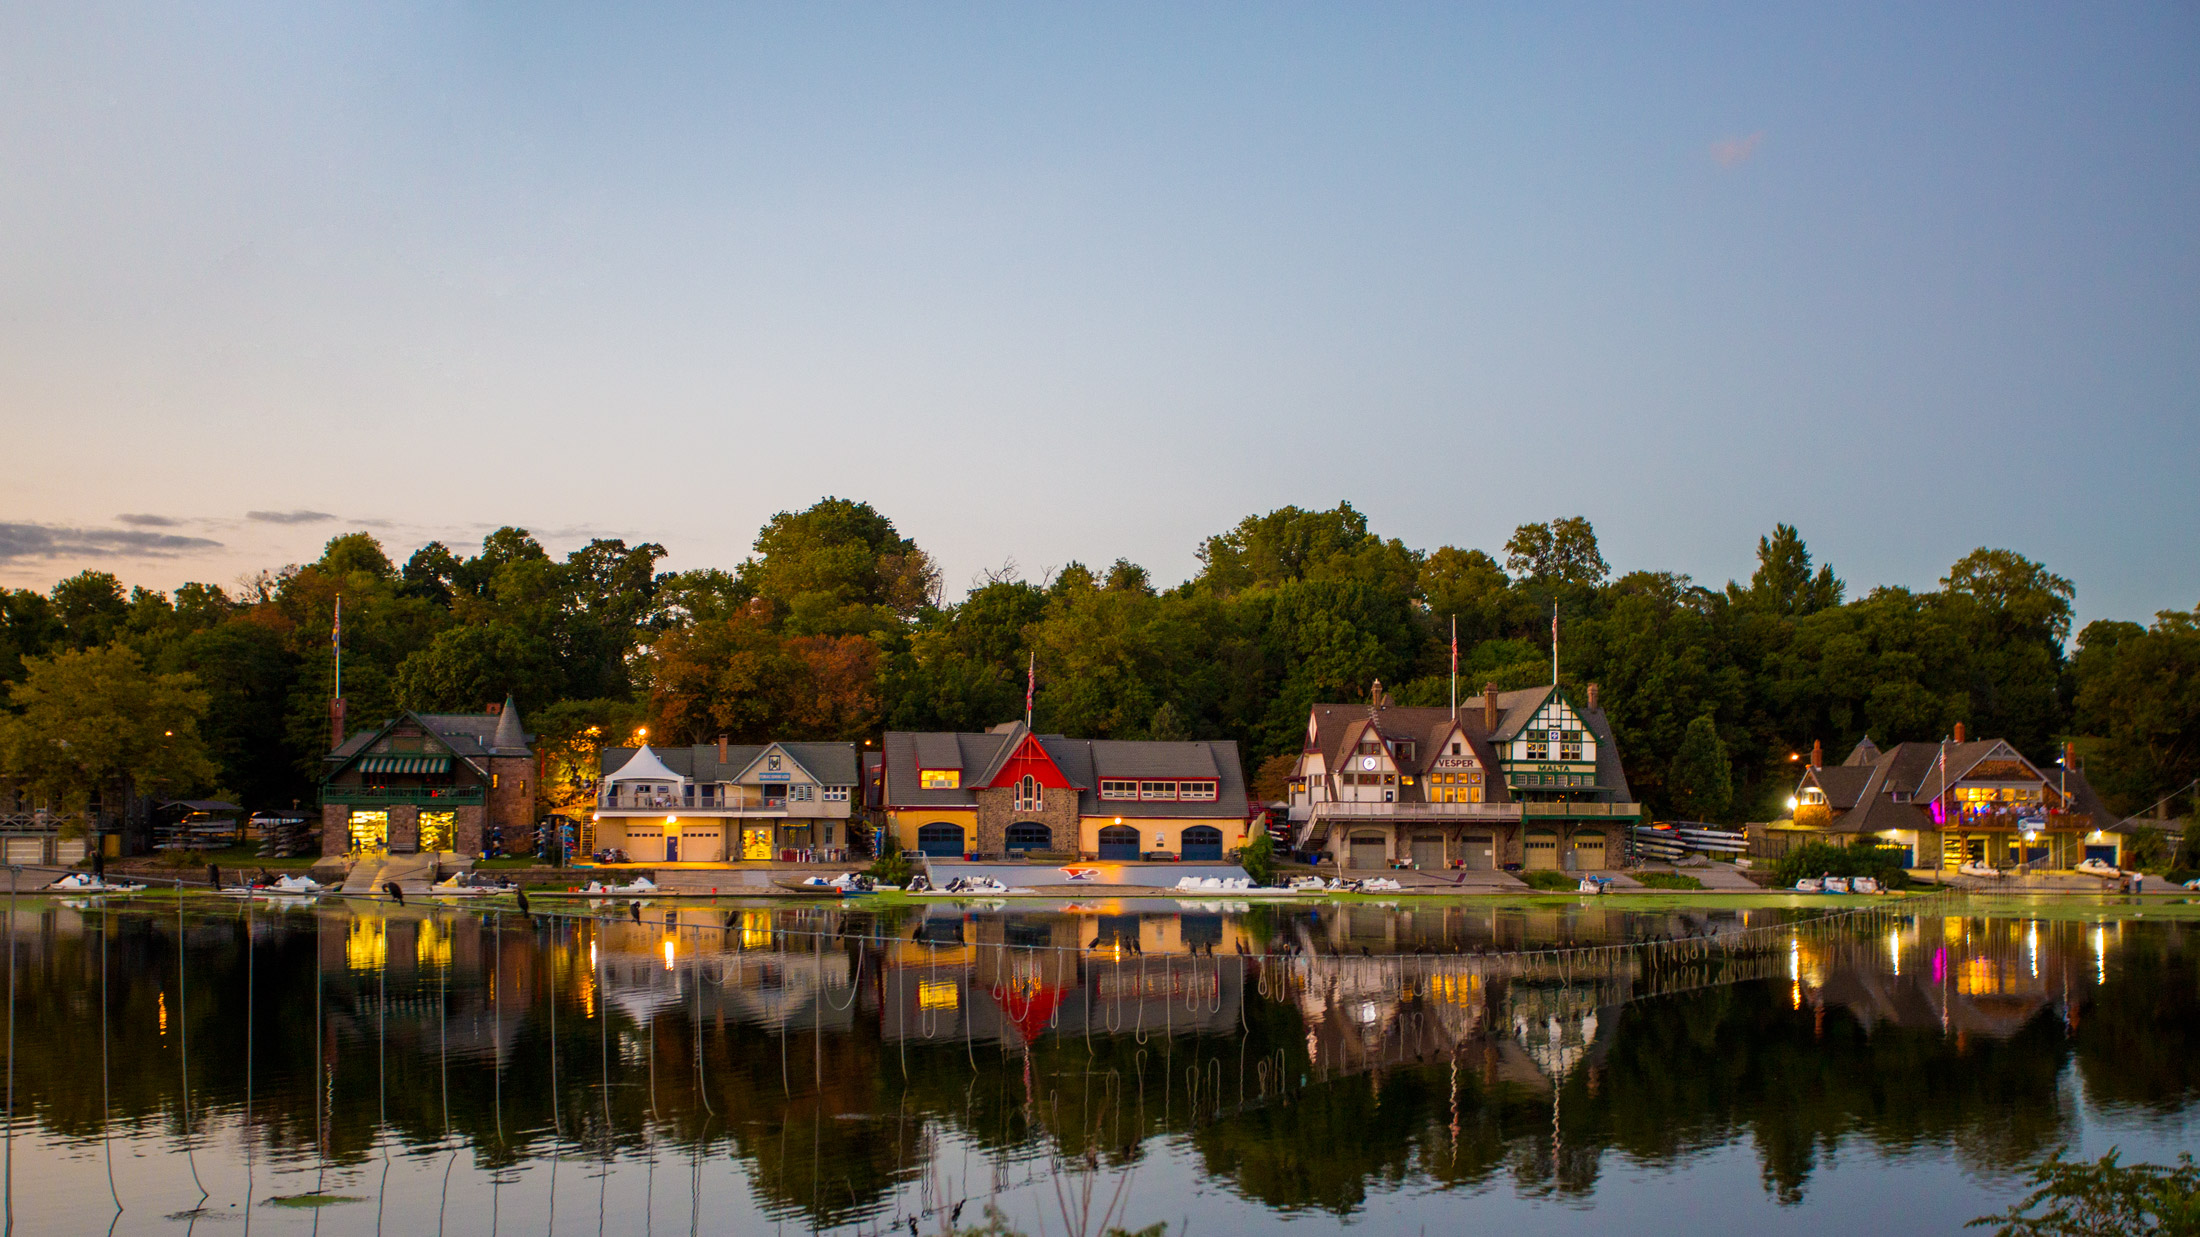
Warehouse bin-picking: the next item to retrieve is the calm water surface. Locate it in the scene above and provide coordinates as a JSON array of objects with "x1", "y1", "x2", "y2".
[{"x1": 1, "y1": 894, "x2": 2194, "y2": 1235}]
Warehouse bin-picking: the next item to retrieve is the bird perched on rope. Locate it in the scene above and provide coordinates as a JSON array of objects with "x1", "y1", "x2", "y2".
[
  {"x1": 384, "y1": 880, "x2": 404, "y2": 905},
  {"x1": 515, "y1": 888, "x2": 532, "y2": 915},
  {"x1": 629, "y1": 901, "x2": 642, "y2": 924}
]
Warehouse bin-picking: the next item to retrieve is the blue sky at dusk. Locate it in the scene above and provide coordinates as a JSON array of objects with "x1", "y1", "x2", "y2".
[{"x1": 3, "y1": 4, "x2": 2194, "y2": 627}]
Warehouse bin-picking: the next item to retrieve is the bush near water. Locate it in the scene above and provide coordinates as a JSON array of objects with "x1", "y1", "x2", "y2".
[{"x1": 1772, "y1": 842, "x2": 1913, "y2": 890}]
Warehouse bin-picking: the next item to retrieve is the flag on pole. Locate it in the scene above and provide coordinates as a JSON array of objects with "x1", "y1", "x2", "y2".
[
  {"x1": 332, "y1": 594, "x2": 342, "y2": 649},
  {"x1": 1025, "y1": 651, "x2": 1035, "y2": 728}
]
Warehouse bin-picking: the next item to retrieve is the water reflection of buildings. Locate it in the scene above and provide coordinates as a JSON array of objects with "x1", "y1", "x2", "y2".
[{"x1": 1797, "y1": 916, "x2": 2093, "y2": 1041}]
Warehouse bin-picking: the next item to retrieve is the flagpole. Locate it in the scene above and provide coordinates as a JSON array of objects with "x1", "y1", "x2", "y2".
[
  {"x1": 1449, "y1": 615, "x2": 1457, "y2": 719},
  {"x1": 1024, "y1": 651, "x2": 1035, "y2": 731},
  {"x1": 333, "y1": 594, "x2": 342, "y2": 699},
  {"x1": 1551, "y1": 601, "x2": 1559, "y2": 687}
]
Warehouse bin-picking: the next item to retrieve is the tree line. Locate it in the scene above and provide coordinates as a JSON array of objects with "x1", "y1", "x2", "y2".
[{"x1": 0, "y1": 497, "x2": 2193, "y2": 828}]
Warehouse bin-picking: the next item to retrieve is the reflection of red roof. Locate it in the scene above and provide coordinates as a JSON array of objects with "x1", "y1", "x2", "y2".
[{"x1": 989, "y1": 983, "x2": 1067, "y2": 1045}]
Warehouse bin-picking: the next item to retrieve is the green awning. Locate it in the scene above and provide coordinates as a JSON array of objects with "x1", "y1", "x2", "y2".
[{"x1": 355, "y1": 755, "x2": 451, "y2": 775}]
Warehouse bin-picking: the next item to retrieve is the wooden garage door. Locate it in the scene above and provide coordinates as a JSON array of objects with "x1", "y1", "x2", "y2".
[
  {"x1": 1524, "y1": 830, "x2": 1560, "y2": 871},
  {"x1": 1348, "y1": 835, "x2": 1387, "y2": 869},
  {"x1": 1410, "y1": 835, "x2": 1445, "y2": 870},
  {"x1": 1460, "y1": 834, "x2": 1494, "y2": 870},
  {"x1": 1573, "y1": 833, "x2": 1606, "y2": 871}
]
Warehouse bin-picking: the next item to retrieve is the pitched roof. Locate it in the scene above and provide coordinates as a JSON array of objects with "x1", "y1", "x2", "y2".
[
  {"x1": 882, "y1": 728, "x2": 1248, "y2": 819},
  {"x1": 597, "y1": 742, "x2": 861, "y2": 786},
  {"x1": 325, "y1": 707, "x2": 533, "y2": 774},
  {"x1": 1810, "y1": 737, "x2": 2119, "y2": 834},
  {"x1": 1300, "y1": 688, "x2": 1631, "y2": 803},
  {"x1": 605, "y1": 745, "x2": 683, "y2": 782}
]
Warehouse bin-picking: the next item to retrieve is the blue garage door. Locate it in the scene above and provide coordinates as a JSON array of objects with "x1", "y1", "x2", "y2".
[
  {"x1": 2085, "y1": 844, "x2": 2117, "y2": 864},
  {"x1": 1181, "y1": 826, "x2": 1224, "y2": 862},
  {"x1": 1097, "y1": 825, "x2": 1140, "y2": 861},
  {"x1": 1005, "y1": 822, "x2": 1051, "y2": 853},
  {"x1": 917, "y1": 822, "x2": 966, "y2": 858}
]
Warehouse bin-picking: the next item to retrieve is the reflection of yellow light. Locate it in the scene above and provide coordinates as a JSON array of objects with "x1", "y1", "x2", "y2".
[
  {"x1": 2028, "y1": 923, "x2": 2038, "y2": 980},
  {"x1": 347, "y1": 918, "x2": 387, "y2": 971},
  {"x1": 662, "y1": 938, "x2": 676, "y2": 971},
  {"x1": 1425, "y1": 973, "x2": 1482, "y2": 1004},
  {"x1": 1958, "y1": 958, "x2": 2000, "y2": 996},
  {"x1": 2094, "y1": 925, "x2": 2107, "y2": 985},
  {"x1": 416, "y1": 917, "x2": 451, "y2": 969},
  {"x1": 158, "y1": 992, "x2": 167, "y2": 1035},
  {"x1": 918, "y1": 979, "x2": 959, "y2": 1010},
  {"x1": 740, "y1": 911, "x2": 774, "y2": 950},
  {"x1": 1792, "y1": 981, "x2": 1801, "y2": 1010},
  {"x1": 1888, "y1": 930, "x2": 1901, "y2": 977},
  {"x1": 1788, "y1": 939, "x2": 1800, "y2": 981}
]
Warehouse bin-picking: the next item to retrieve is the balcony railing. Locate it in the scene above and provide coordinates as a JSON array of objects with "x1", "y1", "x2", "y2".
[
  {"x1": 323, "y1": 786, "x2": 485, "y2": 806},
  {"x1": 597, "y1": 788, "x2": 807, "y2": 814},
  {"x1": 1307, "y1": 800, "x2": 1522, "y2": 819}
]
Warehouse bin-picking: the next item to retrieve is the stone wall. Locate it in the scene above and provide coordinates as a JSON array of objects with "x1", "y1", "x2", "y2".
[
  {"x1": 971, "y1": 786, "x2": 1080, "y2": 855},
  {"x1": 321, "y1": 803, "x2": 348, "y2": 856},
  {"x1": 485, "y1": 755, "x2": 537, "y2": 853}
]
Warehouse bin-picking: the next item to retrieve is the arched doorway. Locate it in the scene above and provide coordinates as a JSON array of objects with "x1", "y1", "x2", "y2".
[
  {"x1": 1180, "y1": 825, "x2": 1224, "y2": 862},
  {"x1": 917, "y1": 822, "x2": 966, "y2": 857},
  {"x1": 1097, "y1": 825, "x2": 1140, "y2": 861},
  {"x1": 1005, "y1": 821, "x2": 1051, "y2": 853}
]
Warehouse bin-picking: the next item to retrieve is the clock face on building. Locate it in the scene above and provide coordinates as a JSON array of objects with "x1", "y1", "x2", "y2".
[{"x1": 1360, "y1": 756, "x2": 1376, "y2": 770}]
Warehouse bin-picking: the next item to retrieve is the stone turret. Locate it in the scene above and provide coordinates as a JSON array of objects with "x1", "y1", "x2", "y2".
[{"x1": 492, "y1": 694, "x2": 527, "y2": 754}]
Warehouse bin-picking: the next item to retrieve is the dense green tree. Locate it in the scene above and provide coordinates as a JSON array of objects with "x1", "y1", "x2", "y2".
[
  {"x1": 1504, "y1": 517, "x2": 1608, "y2": 589},
  {"x1": 1667, "y1": 713, "x2": 1734, "y2": 822},
  {"x1": 2071, "y1": 608, "x2": 2200, "y2": 815},
  {"x1": 0, "y1": 644, "x2": 218, "y2": 822}
]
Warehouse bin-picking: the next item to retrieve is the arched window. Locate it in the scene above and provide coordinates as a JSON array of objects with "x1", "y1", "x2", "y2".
[
  {"x1": 1005, "y1": 821, "x2": 1051, "y2": 852},
  {"x1": 1015, "y1": 774, "x2": 1041, "y2": 811}
]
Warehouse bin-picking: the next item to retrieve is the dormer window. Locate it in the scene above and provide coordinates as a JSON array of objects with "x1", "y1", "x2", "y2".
[
  {"x1": 1450, "y1": 742, "x2": 1461, "y2": 756},
  {"x1": 920, "y1": 769, "x2": 960, "y2": 790}
]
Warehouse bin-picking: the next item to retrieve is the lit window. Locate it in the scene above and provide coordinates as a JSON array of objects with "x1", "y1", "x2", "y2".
[
  {"x1": 920, "y1": 769, "x2": 960, "y2": 790},
  {"x1": 1525, "y1": 741, "x2": 1549, "y2": 760}
]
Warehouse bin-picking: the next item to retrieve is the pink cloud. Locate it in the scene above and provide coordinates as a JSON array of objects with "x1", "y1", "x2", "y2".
[{"x1": 1711, "y1": 132, "x2": 1764, "y2": 168}]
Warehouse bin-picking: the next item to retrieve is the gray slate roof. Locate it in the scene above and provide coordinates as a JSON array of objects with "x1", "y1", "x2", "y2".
[
  {"x1": 882, "y1": 724, "x2": 1248, "y2": 820},
  {"x1": 326, "y1": 707, "x2": 535, "y2": 765},
  {"x1": 1300, "y1": 689, "x2": 1636, "y2": 805},
  {"x1": 1804, "y1": 738, "x2": 2119, "y2": 834},
  {"x1": 600, "y1": 742, "x2": 860, "y2": 786}
]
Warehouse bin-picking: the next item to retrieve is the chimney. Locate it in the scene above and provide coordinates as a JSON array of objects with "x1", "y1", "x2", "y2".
[
  {"x1": 1953, "y1": 721, "x2": 1966, "y2": 744},
  {"x1": 2064, "y1": 741, "x2": 2078, "y2": 771},
  {"x1": 487, "y1": 701, "x2": 501, "y2": 715},
  {"x1": 1370, "y1": 679, "x2": 1384, "y2": 708},
  {"x1": 1810, "y1": 739, "x2": 1823, "y2": 769},
  {"x1": 329, "y1": 697, "x2": 346, "y2": 751},
  {"x1": 1585, "y1": 682, "x2": 1599, "y2": 710},
  {"x1": 1483, "y1": 682, "x2": 1499, "y2": 732},
  {"x1": 716, "y1": 735, "x2": 729, "y2": 763}
]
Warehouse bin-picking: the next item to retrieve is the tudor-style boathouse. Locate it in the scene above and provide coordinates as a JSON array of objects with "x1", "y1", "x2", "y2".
[
  {"x1": 1285, "y1": 682, "x2": 1642, "y2": 871},
  {"x1": 320, "y1": 697, "x2": 537, "y2": 857}
]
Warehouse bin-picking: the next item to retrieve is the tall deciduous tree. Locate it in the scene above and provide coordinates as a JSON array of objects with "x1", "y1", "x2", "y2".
[{"x1": 0, "y1": 645, "x2": 218, "y2": 823}]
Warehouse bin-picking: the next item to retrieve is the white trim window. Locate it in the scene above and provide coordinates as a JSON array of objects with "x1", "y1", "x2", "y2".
[
  {"x1": 793, "y1": 784, "x2": 815, "y2": 802},
  {"x1": 822, "y1": 786, "x2": 849, "y2": 802},
  {"x1": 1014, "y1": 775, "x2": 1043, "y2": 812},
  {"x1": 1100, "y1": 779, "x2": 1138, "y2": 800},
  {"x1": 1140, "y1": 781, "x2": 1178, "y2": 801},
  {"x1": 1178, "y1": 780, "x2": 1218, "y2": 801}
]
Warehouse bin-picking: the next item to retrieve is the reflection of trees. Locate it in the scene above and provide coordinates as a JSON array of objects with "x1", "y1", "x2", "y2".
[{"x1": 1, "y1": 903, "x2": 2191, "y2": 1227}]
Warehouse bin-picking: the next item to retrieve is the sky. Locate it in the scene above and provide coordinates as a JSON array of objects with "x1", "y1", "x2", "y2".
[{"x1": 2, "y1": 3, "x2": 2195, "y2": 628}]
